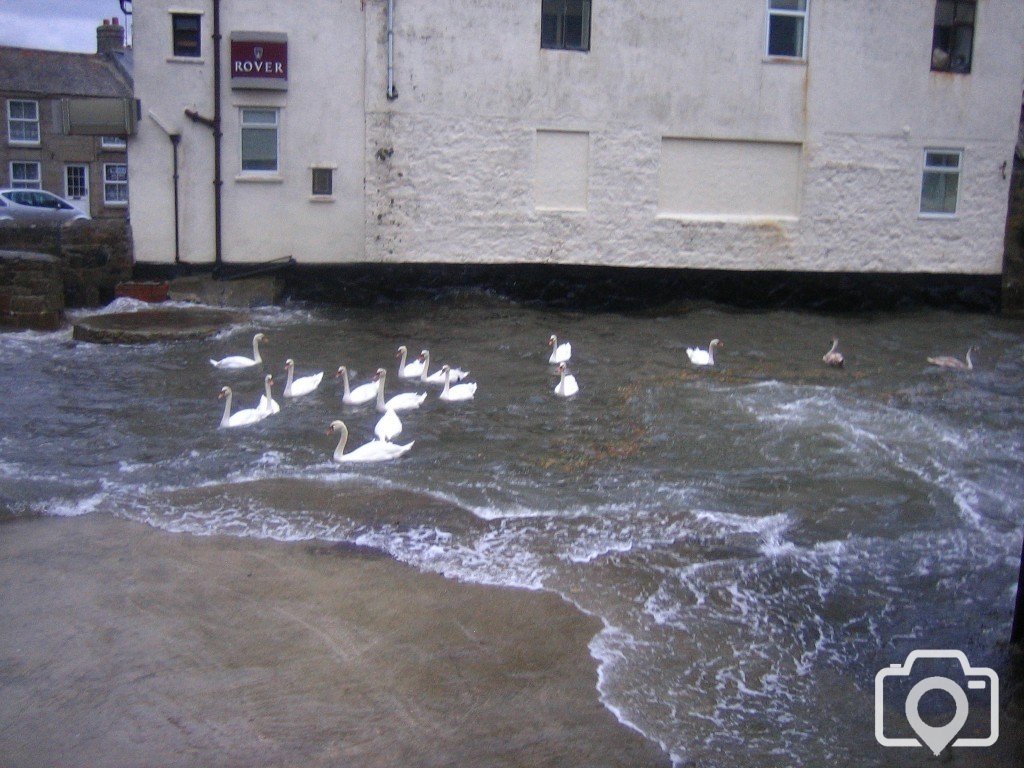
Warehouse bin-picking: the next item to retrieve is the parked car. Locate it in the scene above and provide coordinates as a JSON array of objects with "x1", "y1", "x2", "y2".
[{"x1": 0, "y1": 188, "x2": 91, "y2": 225}]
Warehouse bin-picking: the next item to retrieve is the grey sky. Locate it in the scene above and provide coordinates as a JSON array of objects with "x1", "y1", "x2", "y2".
[{"x1": 0, "y1": 0, "x2": 130, "y2": 53}]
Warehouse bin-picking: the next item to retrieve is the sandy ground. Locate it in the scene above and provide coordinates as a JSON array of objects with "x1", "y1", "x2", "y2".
[{"x1": 0, "y1": 513, "x2": 670, "y2": 768}]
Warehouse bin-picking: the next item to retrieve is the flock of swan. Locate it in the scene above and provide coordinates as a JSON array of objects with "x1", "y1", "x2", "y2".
[
  {"x1": 210, "y1": 330, "x2": 978, "y2": 462},
  {"x1": 211, "y1": 334, "x2": 489, "y2": 463}
]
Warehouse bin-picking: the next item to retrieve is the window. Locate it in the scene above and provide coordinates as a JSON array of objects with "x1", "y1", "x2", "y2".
[
  {"x1": 10, "y1": 161, "x2": 41, "y2": 189},
  {"x1": 766, "y1": 0, "x2": 808, "y2": 59},
  {"x1": 240, "y1": 108, "x2": 278, "y2": 172},
  {"x1": 7, "y1": 100, "x2": 40, "y2": 144},
  {"x1": 311, "y1": 168, "x2": 333, "y2": 196},
  {"x1": 172, "y1": 13, "x2": 202, "y2": 58},
  {"x1": 931, "y1": 0, "x2": 974, "y2": 73},
  {"x1": 104, "y1": 163, "x2": 129, "y2": 205},
  {"x1": 101, "y1": 136, "x2": 127, "y2": 150},
  {"x1": 541, "y1": 0, "x2": 591, "y2": 52},
  {"x1": 920, "y1": 149, "x2": 962, "y2": 215}
]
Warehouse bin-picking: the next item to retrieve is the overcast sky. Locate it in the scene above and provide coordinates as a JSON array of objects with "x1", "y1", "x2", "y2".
[{"x1": 0, "y1": 0, "x2": 131, "y2": 53}]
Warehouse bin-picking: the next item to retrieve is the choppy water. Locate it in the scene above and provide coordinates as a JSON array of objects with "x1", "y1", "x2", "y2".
[{"x1": 2, "y1": 294, "x2": 1022, "y2": 766}]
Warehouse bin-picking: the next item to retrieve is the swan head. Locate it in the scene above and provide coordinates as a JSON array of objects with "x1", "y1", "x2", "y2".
[
  {"x1": 218, "y1": 386, "x2": 232, "y2": 399},
  {"x1": 255, "y1": 333, "x2": 268, "y2": 343},
  {"x1": 335, "y1": 365, "x2": 347, "y2": 378},
  {"x1": 710, "y1": 339, "x2": 723, "y2": 349},
  {"x1": 419, "y1": 349, "x2": 429, "y2": 360},
  {"x1": 265, "y1": 374, "x2": 274, "y2": 386},
  {"x1": 548, "y1": 334, "x2": 557, "y2": 347},
  {"x1": 284, "y1": 359, "x2": 295, "y2": 370},
  {"x1": 396, "y1": 345, "x2": 407, "y2": 357},
  {"x1": 374, "y1": 367, "x2": 387, "y2": 381},
  {"x1": 557, "y1": 362, "x2": 567, "y2": 373},
  {"x1": 326, "y1": 420, "x2": 348, "y2": 436}
]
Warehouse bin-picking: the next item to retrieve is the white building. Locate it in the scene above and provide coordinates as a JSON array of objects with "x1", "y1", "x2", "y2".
[{"x1": 130, "y1": 0, "x2": 1024, "y2": 275}]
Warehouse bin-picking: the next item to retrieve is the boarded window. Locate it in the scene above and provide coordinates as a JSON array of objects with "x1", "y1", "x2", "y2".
[
  {"x1": 658, "y1": 138, "x2": 802, "y2": 218},
  {"x1": 534, "y1": 130, "x2": 589, "y2": 211}
]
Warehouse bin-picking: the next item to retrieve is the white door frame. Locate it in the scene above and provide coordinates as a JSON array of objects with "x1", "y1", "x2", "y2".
[{"x1": 64, "y1": 164, "x2": 90, "y2": 215}]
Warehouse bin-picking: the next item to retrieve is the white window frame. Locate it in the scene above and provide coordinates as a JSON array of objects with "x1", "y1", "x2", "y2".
[
  {"x1": 239, "y1": 108, "x2": 280, "y2": 174},
  {"x1": 10, "y1": 161, "x2": 41, "y2": 189},
  {"x1": 101, "y1": 136, "x2": 127, "y2": 150},
  {"x1": 103, "y1": 162, "x2": 129, "y2": 205},
  {"x1": 765, "y1": 0, "x2": 809, "y2": 60},
  {"x1": 919, "y1": 148, "x2": 962, "y2": 217},
  {"x1": 7, "y1": 99, "x2": 40, "y2": 145}
]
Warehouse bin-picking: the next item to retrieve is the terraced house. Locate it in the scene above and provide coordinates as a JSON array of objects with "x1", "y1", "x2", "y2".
[
  {"x1": 0, "y1": 18, "x2": 134, "y2": 220},
  {"x1": 128, "y1": 1, "x2": 1024, "y2": 276}
]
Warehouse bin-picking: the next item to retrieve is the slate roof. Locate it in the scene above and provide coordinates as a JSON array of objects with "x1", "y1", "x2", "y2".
[{"x1": 0, "y1": 46, "x2": 132, "y2": 99}]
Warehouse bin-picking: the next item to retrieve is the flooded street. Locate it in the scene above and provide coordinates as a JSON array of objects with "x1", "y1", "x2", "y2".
[{"x1": 2, "y1": 293, "x2": 1022, "y2": 766}]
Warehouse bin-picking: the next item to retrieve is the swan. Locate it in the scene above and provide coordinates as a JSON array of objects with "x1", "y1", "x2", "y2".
[
  {"x1": 374, "y1": 408, "x2": 403, "y2": 442},
  {"x1": 686, "y1": 339, "x2": 723, "y2": 366},
  {"x1": 336, "y1": 366, "x2": 379, "y2": 405},
  {"x1": 283, "y1": 359, "x2": 324, "y2": 398},
  {"x1": 327, "y1": 420, "x2": 414, "y2": 463},
  {"x1": 217, "y1": 386, "x2": 265, "y2": 428},
  {"x1": 822, "y1": 338, "x2": 845, "y2": 368},
  {"x1": 256, "y1": 374, "x2": 280, "y2": 417},
  {"x1": 375, "y1": 368, "x2": 427, "y2": 412},
  {"x1": 210, "y1": 333, "x2": 267, "y2": 369},
  {"x1": 396, "y1": 345, "x2": 425, "y2": 379},
  {"x1": 419, "y1": 350, "x2": 469, "y2": 385},
  {"x1": 554, "y1": 362, "x2": 579, "y2": 397},
  {"x1": 438, "y1": 365, "x2": 477, "y2": 402},
  {"x1": 548, "y1": 334, "x2": 572, "y2": 364},
  {"x1": 927, "y1": 346, "x2": 976, "y2": 370}
]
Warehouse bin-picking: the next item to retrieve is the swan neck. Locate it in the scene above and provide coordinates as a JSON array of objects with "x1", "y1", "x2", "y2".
[
  {"x1": 253, "y1": 336, "x2": 262, "y2": 364},
  {"x1": 220, "y1": 391, "x2": 232, "y2": 427},
  {"x1": 420, "y1": 353, "x2": 430, "y2": 380},
  {"x1": 966, "y1": 349, "x2": 973, "y2": 369},
  {"x1": 333, "y1": 425, "x2": 349, "y2": 460},
  {"x1": 376, "y1": 373, "x2": 386, "y2": 408},
  {"x1": 398, "y1": 348, "x2": 407, "y2": 370},
  {"x1": 285, "y1": 366, "x2": 294, "y2": 391},
  {"x1": 828, "y1": 339, "x2": 839, "y2": 354},
  {"x1": 441, "y1": 370, "x2": 450, "y2": 394},
  {"x1": 341, "y1": 369, "x2": 351, "y2": 396}
]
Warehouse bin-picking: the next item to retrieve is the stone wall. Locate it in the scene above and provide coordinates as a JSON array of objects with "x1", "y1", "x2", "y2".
[
  {"x1": 1003, "y1": 154, "x2": 1024, "y2": 316},
  {"x1": 0, "y1": 220, "x2": 133, "y2": 308},
  {"x1": 0, "y1": 251, "x2": 64, "y2": 331}
]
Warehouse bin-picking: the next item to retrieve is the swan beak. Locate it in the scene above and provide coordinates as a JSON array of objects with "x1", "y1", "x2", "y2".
[{"x1": 325, "y1": 427, "x2": 333, "y2": 435}]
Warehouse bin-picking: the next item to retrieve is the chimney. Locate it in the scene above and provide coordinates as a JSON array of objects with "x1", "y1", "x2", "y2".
[{"x1": 96, "y1": 18, "x2": 125, "y2": 56}]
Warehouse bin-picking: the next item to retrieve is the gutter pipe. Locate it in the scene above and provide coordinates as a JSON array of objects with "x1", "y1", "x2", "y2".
[
  {"x1": 386, "y1": 0, "x2": 397, "y2": 99},
  {"x1": 184, "y1": 0, "x2": 224, "y2": 276},
  {"x1": 147, "y1": 110, "x2": 182, "y2": 264}
]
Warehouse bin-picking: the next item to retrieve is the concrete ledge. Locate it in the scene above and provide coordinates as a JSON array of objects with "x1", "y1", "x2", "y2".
[{"x1": 72, "y1": 307, "x2": 245, "y2": 344}]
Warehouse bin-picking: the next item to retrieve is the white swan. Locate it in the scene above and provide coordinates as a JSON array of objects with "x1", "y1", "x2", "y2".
[
  {"x1": 336, "y1": 366, "x2": 379, "y2": 405},
  {"x1": 283, "y1": 359, "x2": 324, "y2": 398},
  {"x1": 822, "y1": 338, "x2": 845, "y2": 368},
  {"x1": 686, "y1": 339, "x2": 723, "y2": 366},
  {"x1": 419, "y1": 350, "x2": 469, "y2": 385},
  {"x1": 928, "y1": 346, "x2": 976, "y2": 370},
  {"x1": 548, "y1": 334, "x2": 572, "y2": 364},
  {"x1": 375, "y1": 368, "x2": 427, "y2": 412},
  {"x1": 396, "y1": 345, "x2": 425, "y2": 379},
  {"x1": 256, "y1": 374, "x2": 280, "y2": 417},
  {"x1": 438, "y1": 365, "x2": 477, "y2": 402},
  {"x1": 554, "y1": 362, "x2": 579, "y2": 397},
  {"x1": 374, "y1": 408, "x2": 403, "y2": 441},
  {"x1": 210, "y1": 333, "x2": 267, "y2": 369},
  {"x1": 327, "y1": 420, "x2": 414, "y2": 463},
  {"x1": 217, "y1": 386, "x2": 265, "y2": 428}
]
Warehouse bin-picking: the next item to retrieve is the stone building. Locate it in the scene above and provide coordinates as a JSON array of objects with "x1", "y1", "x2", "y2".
[
  {"x1": 0, "y1": 18, "x2": 134, "y2": 221},
  {"x1": 129, "y1": 1, "x2": 1024, "y2": 276}
]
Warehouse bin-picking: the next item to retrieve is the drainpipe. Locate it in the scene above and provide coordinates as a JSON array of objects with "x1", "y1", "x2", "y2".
[
  {"x1": 147, "y1": 110, "x2": 182, "y2": 264},
  {"x1": 386, "y1": 0, "x2": 397, "y2": 99},
  {"x1": 184, "y1": 0, "x2": 224, "y2": 275}
]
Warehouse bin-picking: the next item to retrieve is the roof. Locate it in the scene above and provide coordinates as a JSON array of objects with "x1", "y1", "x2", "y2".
[{"x1": 0, "y1": 46, "x2": 132, "y2": 99}]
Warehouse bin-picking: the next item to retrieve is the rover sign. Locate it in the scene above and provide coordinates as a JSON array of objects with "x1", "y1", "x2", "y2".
[{"x1": 230, "y1": 32, "x2": 287, "y2": 90}]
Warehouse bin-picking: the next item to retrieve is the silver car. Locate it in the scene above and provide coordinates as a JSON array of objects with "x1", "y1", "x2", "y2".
[{"x1": 0, "y1": 188, "x2": 91, "y2": 224}]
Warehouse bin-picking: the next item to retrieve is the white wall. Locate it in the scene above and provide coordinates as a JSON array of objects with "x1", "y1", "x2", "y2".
[
  {"x1": 131, "y1": 0, "x2": 365, "y2": 265},
  {"x1": 131, "y1": 1, "x2": 1024, "y2": 274}
]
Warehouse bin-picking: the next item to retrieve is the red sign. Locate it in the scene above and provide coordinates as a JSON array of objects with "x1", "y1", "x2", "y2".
[{"x1": 230, "y1": 37, "x2": 287, "y2": 89}]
